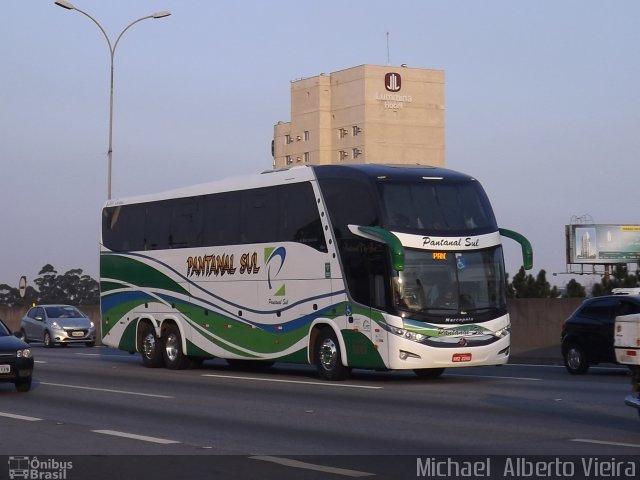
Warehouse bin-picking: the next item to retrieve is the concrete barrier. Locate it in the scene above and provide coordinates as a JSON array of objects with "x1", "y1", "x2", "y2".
[
  {"x1": 507, "y1": 298, "x2": 581, "y2": 364},
  {"x1": 1, "y1": 299, "x2": 583, "y2": 364}
]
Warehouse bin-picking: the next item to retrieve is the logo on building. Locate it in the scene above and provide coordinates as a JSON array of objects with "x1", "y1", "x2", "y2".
[{"x1": 385, "y1": 72, "x2": 401, "y2": 92}]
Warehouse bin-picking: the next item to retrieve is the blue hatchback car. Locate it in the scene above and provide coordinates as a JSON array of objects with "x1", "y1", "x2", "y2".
[{"x1": 0, "y1": 318, "x2": 33, "y2": 392}]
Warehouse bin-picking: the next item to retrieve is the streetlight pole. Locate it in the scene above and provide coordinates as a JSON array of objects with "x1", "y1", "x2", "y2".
[{"x1": 54, "y1": 1, "x2": 170, "y2": 200}]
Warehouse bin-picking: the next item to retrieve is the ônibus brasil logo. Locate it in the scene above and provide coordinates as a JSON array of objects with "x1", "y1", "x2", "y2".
[{"x1": 8, "y1": 456, "x2": 73, "y2": 479}]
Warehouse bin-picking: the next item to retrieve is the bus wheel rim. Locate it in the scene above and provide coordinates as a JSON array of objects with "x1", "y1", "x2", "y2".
[
  {"x1": 319, "y1": 337, "x2": 337, "y2": 370},
  {"x1": 165, "y1": 333, "x2": 179, "y2": 362},
  {"x1": 142, "y1": 333, "x2": 156, "y2": 359}
]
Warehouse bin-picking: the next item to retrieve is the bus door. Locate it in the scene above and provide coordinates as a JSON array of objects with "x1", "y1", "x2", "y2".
[{"x1": 340, "y1": 237, "x2": 391, "y2": 367}]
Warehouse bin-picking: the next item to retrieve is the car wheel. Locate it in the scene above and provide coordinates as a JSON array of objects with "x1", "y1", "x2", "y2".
[
  {"x1": 139, "y1": 323, "x2": 164, "y2": 368},
  {"x1": 314, "y1": 328, "x2": 351, "y2": 381},
  {"x1": 564, "y1": 344, "x2": 589, "y2": 374},
  {"x1": 15, "y1": 378, "x2": 32, "y2": 393},
  {"x1": 43, "y1": 331, "x2": 55, "y2": 348},
  {"x1": 414, "y1": 368, "x2": 445, "y2": 379},
  {"x1": 162, "y1": 324, "x2": 191, "y2": 370}
]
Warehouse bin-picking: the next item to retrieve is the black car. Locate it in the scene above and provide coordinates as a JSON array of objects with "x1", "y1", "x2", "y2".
[
  {"x1": 561, "y1": 294, "x2": 640, "y2": 374},
  {"x1": 0, "y1": 319, "x2": 33, "y2": 392}
]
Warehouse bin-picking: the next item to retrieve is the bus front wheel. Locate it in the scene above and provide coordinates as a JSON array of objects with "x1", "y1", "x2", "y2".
[
  {"x1": 314, "y1": 328, "x2": 351, "y2": 381},
  {"x1": 140, "y1": 323, "x2": 164, "y2": 368}
]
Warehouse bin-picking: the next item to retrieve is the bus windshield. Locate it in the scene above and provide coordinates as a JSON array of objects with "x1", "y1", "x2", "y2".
[
  {"x1": 392, "y1": 246, "x2": 507, "y2": 322},
  {"x1": 379, "y1": 180, "x2": 497, "y2": 235}
]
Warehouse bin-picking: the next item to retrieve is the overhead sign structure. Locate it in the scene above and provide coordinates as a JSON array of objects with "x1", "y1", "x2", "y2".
[
  {"x1": 566, "y1": 224, "x2": 640, "y2": 264},
  {"x1": 18, "y1": 276, "x2": 27, "y2": 298}
]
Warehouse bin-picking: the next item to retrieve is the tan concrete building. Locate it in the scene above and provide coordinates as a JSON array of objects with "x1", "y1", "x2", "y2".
[{"x1": 273, "y1": 64, "x2": 445, "y2": 169}]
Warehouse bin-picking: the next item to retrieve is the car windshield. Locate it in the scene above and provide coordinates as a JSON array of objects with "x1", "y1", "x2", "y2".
[{"x1": 45, "y1": 306, "x2": 85, "y2": 318}]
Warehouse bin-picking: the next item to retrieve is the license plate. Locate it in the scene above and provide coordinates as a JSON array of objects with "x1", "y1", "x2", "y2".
[
  {"x1": 0, "y1": 365, "x2": 10, "y2": 374},
  {"x1": 71, "y1": 331, "x2": 84, "y2": 337},
  {"x1": 452, "y1": 353, "x2": 472, "y2": 363}
]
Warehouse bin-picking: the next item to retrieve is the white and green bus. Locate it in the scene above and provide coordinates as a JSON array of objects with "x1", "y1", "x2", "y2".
[{"x1": 100, "y1": 164, "x2": 532, "y2": 380}]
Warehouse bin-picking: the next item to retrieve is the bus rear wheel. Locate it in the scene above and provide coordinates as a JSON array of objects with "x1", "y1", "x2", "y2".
[
  {"x1": 162, "y1": 324, "x2": 191, "y2": 370},
  {"x1": 314, "y1": 328, "x2": 351, "y2": 381},
  {"x1": 140, "y1": 323, "x2": 164, "y2": 368}
]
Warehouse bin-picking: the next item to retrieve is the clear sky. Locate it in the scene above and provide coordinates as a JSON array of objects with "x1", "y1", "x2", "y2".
[{"x1": 1, "y1": 0, "x2": 639, "y2": 290}]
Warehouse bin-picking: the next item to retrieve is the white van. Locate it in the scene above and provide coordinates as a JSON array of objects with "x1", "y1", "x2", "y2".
[{"x1": 612, "y1": 288, "x2": 640, "y2": 295}]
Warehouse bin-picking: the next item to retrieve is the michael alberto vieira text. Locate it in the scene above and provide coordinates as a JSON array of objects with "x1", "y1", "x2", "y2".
[{"x1": 416, "y1": 457, "x2": 637, "y2": 478}]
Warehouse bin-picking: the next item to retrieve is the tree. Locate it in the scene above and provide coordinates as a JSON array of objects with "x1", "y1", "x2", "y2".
[
  {"x1": 34, "y1": 264, "x2": 61, "y2": 304},
  {"x1": 0, "y1": 284, "x2": 20, "y2": 307},
  {"x1": 508, "y1": 267, "x2": 560, "y2": 298},
  {"x1": 58, "y1": 269, "x2": 99, "y2": 305},
  {"x1": 591, "y1": 264, "x2": 639, "y2": 297},
  {"x1": 563, "y1": 279, "x2": 586, "y2": 298},
  {"x1": 0, "y1": 265, "x2": 100, "y2": 306}
]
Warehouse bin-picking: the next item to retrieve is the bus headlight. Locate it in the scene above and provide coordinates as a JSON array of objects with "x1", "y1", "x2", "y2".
[
  {"x1": 390, "y1": 326, "x2": 425, "y2": 342},
  {"x1": 495, "y1": 325, "x2": 511, "y2": 338},
  {"x1": 404, "y1": 331, "x2": 426, "y2": 341}
]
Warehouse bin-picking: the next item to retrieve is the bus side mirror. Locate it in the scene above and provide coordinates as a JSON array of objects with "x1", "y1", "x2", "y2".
[
  {"x1": 499, "y1": 228, "x2": 533, "y2": 270},
  {"x1": 348, "y1": 225, "x2": 405, "y2": 272}
]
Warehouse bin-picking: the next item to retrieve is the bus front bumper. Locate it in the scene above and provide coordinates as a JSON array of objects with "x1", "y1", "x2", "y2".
[{"x1": 384, "y1": 333, "x2": 510, "y2": 370}]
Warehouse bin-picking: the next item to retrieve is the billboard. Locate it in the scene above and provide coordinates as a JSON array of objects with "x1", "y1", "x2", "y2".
[{"x1": 566, "y1": 224, "x2": 640, "y2": 264}]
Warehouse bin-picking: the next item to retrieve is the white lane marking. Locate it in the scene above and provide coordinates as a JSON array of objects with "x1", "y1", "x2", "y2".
[
  {"x1": 93, "y1": 429, "x2": 180, "y2": 445},
  {"x1": 572, "y1": 438, "x2": 640, "y2": 449},
  {"x1": 509, "y1": 363, "x2": 627, "y2": 372},
  {"x1": 446, "y1": 373, "x2": 541, "y2": 381},
  {"x1": 41, "y1": 382, "x2": 174, "y2": 398},
  {"x1": 34, "y1": 360, "x2": 47, "y2": 364},
  {"x1": 0, "y1": 411, "x2": 43, "y2": 422},
  {"x1": 508, "y1": 363, "x2": 566, "y2": 368},
  {"x1": 251, "y1": 455, "x2": 374, "y2": 477},
  {"x1": 202, "y1": 374, "x2": 382, "y2": 389}
]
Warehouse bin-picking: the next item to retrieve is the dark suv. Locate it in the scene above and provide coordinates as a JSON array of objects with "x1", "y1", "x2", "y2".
[{"x1": 561, "y1": 294, "x2": 640, "y2": 374}]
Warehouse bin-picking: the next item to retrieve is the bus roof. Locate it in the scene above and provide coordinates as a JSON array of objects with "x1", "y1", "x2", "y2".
[{"x1": 104, "y1": 164, "x2": 479, "y2": 207}]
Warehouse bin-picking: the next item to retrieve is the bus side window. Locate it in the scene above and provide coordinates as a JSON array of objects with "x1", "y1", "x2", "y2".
[
  {"x1": 241, "y1": 189, "x2": 278, "y2": 244},
  {"x1": 169, "y1": 196, "x2": 202, "y2": 248},
  {"x1": 280, "y1": 183, "x2": 327, "y2": 252},
  {"x1": 318, "y1": 177, "x2": 378, "y2": 238},
  {"x1": 145, "y1": 202, "x2": 171, "y2": 250},
  {"x1": 341, "y1": 239, "x2": 390, "y2": 310},
  {"x1": 202, "y1": 192, "x2": 241, "y2": 247}
]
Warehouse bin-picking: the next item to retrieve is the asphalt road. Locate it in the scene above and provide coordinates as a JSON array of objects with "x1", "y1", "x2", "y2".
[{"x1": 0, "y1": 345, "x2": 639, "y2": 479}]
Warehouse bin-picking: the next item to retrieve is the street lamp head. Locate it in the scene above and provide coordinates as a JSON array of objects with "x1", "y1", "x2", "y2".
[
  {"x1": 54, "y1": 0, "x2": 75, "y2": 10},
  {"x1": 152, "y1": 11, "x2": 171, "y2": 19}
]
